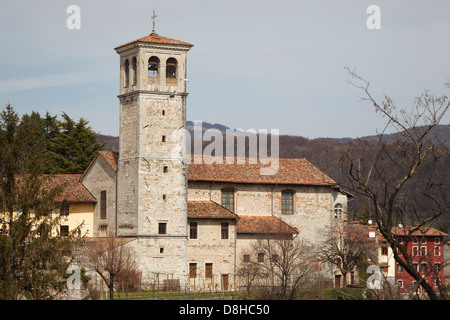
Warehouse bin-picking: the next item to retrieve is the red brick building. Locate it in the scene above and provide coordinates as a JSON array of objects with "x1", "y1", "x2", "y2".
[{"x1": 392, "y1": 226, "x2": 447, "y2": 295}]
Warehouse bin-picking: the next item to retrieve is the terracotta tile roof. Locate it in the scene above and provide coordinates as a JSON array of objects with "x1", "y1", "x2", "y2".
[
  {"x1": 76, "y1": 237, "x2": 136, "y2": 255},
  {"x1": 348, "y1": 223, "x2": 449, "y2": 241},
  {"x1": 98, "y1": 151, "x2": 118, "y2": 171},
  {"x1": 237, "y1": 215, "x2": 298, "y2": 235},
  {"x1": 391, "y1": 226, "x2": 448, "y2": 237},
  {"x1": 115, "y1": 33, "x2": 193, "y2": 50},
  {"x1": 187, "y1": 156, "x2": 336, "y2": 186},
  {"x1": 99, "y1": 152, "x2": 336, "y2": 186},
  {"x1": 347, "y1": 223, "x2": 384, "y2": 242},
  {"x1": 46, "y1": 174, "x2": 96, "y2": 203},
  {"x1": 188, "y1": 201, "x2": 238, "y2": 220}
]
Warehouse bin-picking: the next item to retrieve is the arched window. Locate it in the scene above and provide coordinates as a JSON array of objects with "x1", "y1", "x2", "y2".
[
  {"x1": 124, "y1": 59, "x2": 130, "y2": 87},
  {"x1": 334, "y1": 203, "x2": 343, "y2": 219},
  {"x1": 221, "y1": 188, "x2": 235, "y2": 212},
  {"x1": 148, "y1": 56, "x2": 160, "y2": 78},
  {"x1": 281, "y1": 190, "x2": 294, "y2": 214},
  {"x1": 132, "y1": 57, "x2": 137, "y2": 85},
  {"x1": 166, "y1": 57, "x2": 177, "y2": 85}
]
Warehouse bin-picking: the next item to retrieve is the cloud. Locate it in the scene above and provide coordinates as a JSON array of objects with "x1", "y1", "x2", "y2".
[{"x1": 0, "y1": 70, "x2": 106, "y2": 93}]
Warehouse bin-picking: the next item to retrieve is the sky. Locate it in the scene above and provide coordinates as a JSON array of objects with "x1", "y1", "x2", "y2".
[{"x1": 0, "y1": 0, "x2": 449, "y2": 139}]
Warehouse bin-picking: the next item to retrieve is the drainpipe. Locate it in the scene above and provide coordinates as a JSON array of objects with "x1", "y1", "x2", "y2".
[
  {"x1": 115, "y1": 169, "x2": 118, "y2": 237},
  {"x1": 234, "y1": 218, "x2": 237, "y2": 291},
  {"x1": 330, "y1": 187, "x2": 334, "y2": 285},
  {"x1": 271, "y1": 184, "x2": 276, "y2": 217}
]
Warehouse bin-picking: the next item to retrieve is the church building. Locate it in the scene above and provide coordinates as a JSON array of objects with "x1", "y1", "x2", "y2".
[{"x1": 60, "y1": 29, "x2": 351, "y2": 291}]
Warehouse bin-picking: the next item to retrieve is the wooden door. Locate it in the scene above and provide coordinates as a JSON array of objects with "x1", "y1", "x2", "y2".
[{"x1": 222, "y1": 274, "x2": 229, "y2": 291}]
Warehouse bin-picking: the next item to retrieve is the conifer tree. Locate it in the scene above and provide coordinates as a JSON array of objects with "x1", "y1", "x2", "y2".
[
  {"x1": 0, "y1": 104, "x2": 81, "y2": 300},
  {"x1": 41, "y1": 111, "x2": 61, "y2": 174},
  {"x1": 47, "y1": 112, "x2": 105, "y2": 174}
]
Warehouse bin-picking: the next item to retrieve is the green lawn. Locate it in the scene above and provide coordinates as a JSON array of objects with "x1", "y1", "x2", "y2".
[{"x1": 103, "y1": 290, "x2": 244, "y2": 300}]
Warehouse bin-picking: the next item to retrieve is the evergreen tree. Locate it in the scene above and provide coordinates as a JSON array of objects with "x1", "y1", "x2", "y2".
[
  {"x1": 47, "y1": 112, "x2": 105, "y2": 174},
  {"x1": 41, "y1": 111, "x2": 61, "y2": 174},
  {"x1": 358, "y1": 203, "x2": 372, "y2": 225},
  {"x1": 0, "y1": 104, "x2": 81, "y2": 299}
]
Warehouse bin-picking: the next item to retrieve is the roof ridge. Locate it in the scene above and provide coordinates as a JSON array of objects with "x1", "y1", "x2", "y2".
[{"x1": 115, "y1": 33, "x2": 194, "y2": 50}]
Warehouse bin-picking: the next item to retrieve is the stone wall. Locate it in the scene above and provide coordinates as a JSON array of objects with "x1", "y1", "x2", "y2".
[
  {"x1": 188, "y1": 181, "x2": 348, "y2": 246},
  {"x1": 187, "y1": 218, "x2": 236, "y2": 291},
  {"x1": 81, "y1": 154, "x2": 117, "y2": 237}
]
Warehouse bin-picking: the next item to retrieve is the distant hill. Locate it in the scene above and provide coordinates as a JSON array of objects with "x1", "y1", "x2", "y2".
[
  {"x1": 96, "y1": 134, "x2": 119, "y2": 152},
  {"x1": 98, "y1": 122, "x2": 449, "y2": 156},
  {"x1": 97, "y1": 121, "x2": 231, "y2": 152}
]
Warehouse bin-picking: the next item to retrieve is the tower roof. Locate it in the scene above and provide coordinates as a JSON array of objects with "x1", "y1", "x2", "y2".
[{"x1": 114, "y1": 33, "x2": 194, "y2": 51}]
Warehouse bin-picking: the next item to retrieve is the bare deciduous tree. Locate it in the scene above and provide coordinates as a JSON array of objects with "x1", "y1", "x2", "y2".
[
  {"x1": 83, "y1": 235, "x2": 138, "y2": 300},
  {"x1": 317, "y1": 222, "x2": 378, "y2": 288},
  {"x1": 238, "y1": 236, "x2": 313, "y2": 299},
  {"x1": 342, "y1": 68, "x2": 449, "y2": 300}
]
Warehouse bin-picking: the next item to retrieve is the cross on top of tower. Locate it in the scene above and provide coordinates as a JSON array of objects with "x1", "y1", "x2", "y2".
[{"x1": 151, "y1": 10, "x2": 157, "y2": 34}]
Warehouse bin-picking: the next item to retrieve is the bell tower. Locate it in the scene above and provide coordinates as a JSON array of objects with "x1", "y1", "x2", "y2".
[{"x1": 114, "y1": 27, "x2": 193, "y2": 282}]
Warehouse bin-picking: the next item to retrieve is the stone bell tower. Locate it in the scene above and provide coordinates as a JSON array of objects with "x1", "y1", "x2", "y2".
[{"x1": 114, "y1": 25, "x2": 193, "y2": 283}]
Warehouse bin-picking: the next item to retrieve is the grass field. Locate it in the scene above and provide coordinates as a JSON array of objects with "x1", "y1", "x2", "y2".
[{"x1": 103, "y1": 290, "x2": 244, "y2": 300}]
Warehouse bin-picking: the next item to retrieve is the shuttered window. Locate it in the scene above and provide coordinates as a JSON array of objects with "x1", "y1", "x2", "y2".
[
  {"x1": 221, "y1": 223, "x2": 229, "y2": 239},
  {"x1": 190, "y1": 222, "x2": 198, "y2": 239},
  {"x1": 100, "y1": 190, "x2": 107, "y2": 219},
  {"x1": 189, "y1": 263, "x2": 197, "y2": 278},
  {"x1": 205, "y1": 263, "x2": 213, "y2": 279}
]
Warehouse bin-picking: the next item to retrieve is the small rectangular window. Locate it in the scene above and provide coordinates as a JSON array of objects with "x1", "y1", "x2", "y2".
[
  {"x1": 257, "y1": 253, "x2": 265, "y2": 263},
  {"x1": 190, "y1": 222, "x2": 198, "y2": 239},
  {"x1": 205, "y1": 263, "x2": 213, "y2": 279},
  {"x1": 162, "y1": 135, "x2": 166, "y2": 143},
  {"x1": 221, "y1": 190, "x2": 234, "y2": 212},
  {"x1": 163, "y1": 166, "x2": 168, "y2": 173},
  {"x1": 243, "y1": 254, "x2": 250, "y2": 263},
  {"x1": 434, "y1": 246, "x2": 441, "y2": 256},
  {"x1": 100, "y1": 190, "x2": 107, "y2": 219},
  {"x1": 221, "y1": 223, "x2": 229, "y2": 239},
  {"x1": 99, "y1": 225, "x2": 108, "y2": 237},
  {"x1": 60, "y1": 225, "x2": 69, "y2": 237},
  {"x1": 189, "y1": 263, "x2": 197, "y2": 278},
  {"x1": 158, "y1": 222, "x2": 167, "y2": 235},
  {"x1": 420, "y1": 246, "x2": 427, "y2": 257},
  {"x1": 60, "y1": 201, "x2": 69, "y2": 216},
  {"x1": 282, "y1": 190, "x2": 294, "y2": 214},
  {"x1": 420, "y1": 263, "x2": 427, "y2": 273}
]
